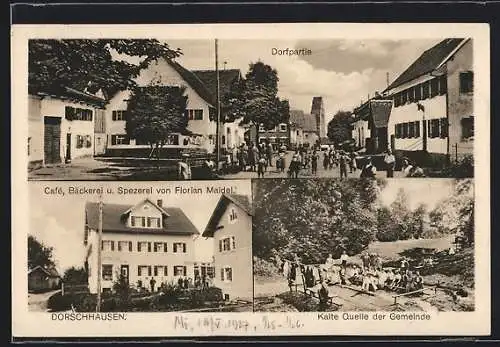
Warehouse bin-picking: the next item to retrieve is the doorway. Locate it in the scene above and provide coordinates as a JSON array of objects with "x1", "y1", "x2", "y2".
[
  {"x1": 66, "y1": 133, "x2": 72, "y2": 163},
  {"x1": 120, "y1": 265, "x2": 129, "y2": 283},
  {"x1": 44, "y1": 116, "x2": 62, "y2": 164}
]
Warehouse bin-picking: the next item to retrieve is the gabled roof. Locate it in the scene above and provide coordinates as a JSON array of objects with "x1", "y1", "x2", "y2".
[
  {"x1": 202, "y1": 194, "x2": 252, "y2": 237},
  {"x1": 370, "y1": 100, "x2": 393, "y2": 128},
  {"x1": 165, "y1": 59, "x2": 216, "y2": 107},
  {"x1": 386, "y1": 38, "x2": 465, "y2": 91},
  {"x1": 85, "y1": 200, "x2": 199, "y2": 236},
  {"x1": 289, "y1": 110, "x2": 317, "y2": 132},
  {"x1": 31, "y1": 85, "x2": 107, "y2": 108},
  {"x1": 28, "y1": 265, "x2": 60, "y2": 278},
  {"x1": 192, "y1": 69, "x2": 241, "y2": 100}
]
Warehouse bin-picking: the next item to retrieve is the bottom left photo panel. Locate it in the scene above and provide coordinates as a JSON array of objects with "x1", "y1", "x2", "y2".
[{"x1": 27, "y1": 180, "x2": 254, "y2": 313}]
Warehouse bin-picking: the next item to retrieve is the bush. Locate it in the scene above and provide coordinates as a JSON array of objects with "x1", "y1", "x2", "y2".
[
  {"x1": 158, "y1": 283, "x2": 183, "y2": 305},
  {"x1": 47, "y1": 292, "x2": 72, "y2": 311},
  {"x1": 253, "y1": 257, "x2": 280, "y2": 278}
]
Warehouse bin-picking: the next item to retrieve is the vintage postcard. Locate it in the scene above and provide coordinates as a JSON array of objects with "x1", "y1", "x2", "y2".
[{"x1": 12, "y1": 23, "x2": 489, "y2": 338}]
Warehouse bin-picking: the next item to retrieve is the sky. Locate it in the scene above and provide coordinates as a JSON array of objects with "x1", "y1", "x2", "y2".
[
  {"x1": 29, "y1": 181, "x2": 251, "y2": 273},
  {"x1": 378, "y1": 179, "x2": 456, "y2": 210},
  {"x1": 159, "y1": 39, "x2": 442, "y2": 132}
]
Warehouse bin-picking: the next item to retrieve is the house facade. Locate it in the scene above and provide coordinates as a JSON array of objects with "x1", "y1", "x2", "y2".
[
  {"x1": 28, "y1": 87, "x2": 106, "y2": 170},
  {"x1": 258, "y1": 123, "x2": 290, "y2": 150},
  {"x1": 385, "y1": 38, "x2": 473, "y2": 165},
  {"x1": 202, "y1": 194, "x2": 253, "y2": 301},
  {"x1": 84, "y1": 198, "x2": 199, "y2": 294},
  {"x1": 104, "y1": 58, "x2": 218, "y2": 155},
  {"x1": 288, "y1": 109, "x2": 318, "y2": 149}
]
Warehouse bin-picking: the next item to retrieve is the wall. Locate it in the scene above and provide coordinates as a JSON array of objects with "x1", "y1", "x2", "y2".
[
  {"x1": 39, "y1": 97, "x2": 96, "y2": 161},
  {"x1": 87, "y1": 229, "x2": 197, "y2": 293},
  {"x1": 223, "y1": 120, "x2": 245, "y2": 150},
  {"x1": 28, "y1": 95, "x2": 43, "y2": 168},
  {"x1": 94, "y1": 109, "x2": 107, "y2": 155},
  {"x1": 212, "y1": 202, "x2": 253, "y2": 301},
  {"x1": 388, "y1": 94, "x2": 447, "y2": 154},
  {"x1": 446, "y1": 39, "x2": 474, "y2": 160},
  {"x1": 289, "y1": 127, "x2": 304, "y2": 148},
  {"x1": 352, "y1": 119, "x2": 369, "y2": 148}
]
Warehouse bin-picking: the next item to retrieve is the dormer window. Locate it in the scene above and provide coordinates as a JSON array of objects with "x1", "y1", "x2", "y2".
[{"x1": 130, "y1": 215, "x2": 161, "y2": 228}]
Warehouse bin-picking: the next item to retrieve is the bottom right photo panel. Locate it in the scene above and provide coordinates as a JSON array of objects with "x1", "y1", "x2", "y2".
[{"x1": 252, "y1": 178, "x2": 474, "y2": 313}]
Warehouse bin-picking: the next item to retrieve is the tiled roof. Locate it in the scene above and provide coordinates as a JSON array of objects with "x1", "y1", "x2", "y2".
[
  {"x1": 202, "y1": 194, "x2": 252, "y2": 237},
  {"x1": 85, "y1": 200, "x2": 199, "y2": 236},
  {"x1": 28, "y1": 265, "x2": 60, "y2": 278},
  {"x1": 289, "y1": 110, "x2": 317, "y2": 132},
  {"x1": 192, "y1": 69, "x2": 241, "y2": 100},
  {"x1": 387, "y1": 38, "x2": 465, "y2": 90},
  {"x1": 31, "y1": 86, "x2": 107, "y2": 108}
]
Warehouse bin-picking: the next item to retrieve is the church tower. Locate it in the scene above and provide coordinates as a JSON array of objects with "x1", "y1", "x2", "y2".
[{"x1": 310, "y1": 96, "x2": 325, "y2": 139}]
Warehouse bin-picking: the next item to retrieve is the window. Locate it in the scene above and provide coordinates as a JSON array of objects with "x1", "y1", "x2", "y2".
[
  {"x1": 430, "y1": 78, "x2": 439, "y2": 98},
  {"x1": 186, "y1": 109, "x2": 203, "y2": 120},
  {"x1": 112, "y1": 110, "x2": 127, "y2": 121},
  {"x1": 85, "y1": 135, "x2": 92, "y2": 148},
  {"x1": 408, "y1": 122, "x2": 415, "y2": 138},
  {"x1": 220, "y1": 267, "x2": 233, "y2": 282},
  {"x1": 111, "y1": 135, "x2": 130, "y2": 145},
  {"x1": 228, "y1": 208, "x2": 238, "y2": 223},
  {"x1": 164, "y1": 266, "x2": 168, "y2": 276},
  {"x1": 408, "y1": 87, "x2": 415, "y2": 103},
  {"x1": 102, "y1": 265, "x2": 113, "y2": 280},
  {"x1": 137, "y1": 241, "x2": 149, "y2": 252},
  {"x1": 429, "y1": 119, "x2": 441, "y2": 138},
  {"x1": 440, "y1": 118, "x2": 448, "y2": 138},
  {"x1": 137, "y1": 265, "x2": 151, "y2": 277},
  {"x1": 439, "y1": 75, "x2": 447, "y2": 95},
  {"x1": 131, "y1": 216, "x2": 146, "y2": 227},
  {"x1": 66, "y1": 107, "x2": 93, "y2": 121},
  {"x1": 219, "y1": 236, "x2": 236, "y2": 252},
  {"x1": 101, "y1": 240, "x2": 114, "y2": 251},
  {"x1": 279, "y1": 124, "x2": 287, "y2": 132},
  {"x1": 422, "y1": 81, "x2": 430, "y2": 99},
  {"x1": 394, "y1": 93, "x2": 401, "y2": 107},
  {"x1": 402, "y1": 123, "x2": 409, "y2": 139},
  {"x1": 401, "y1": 90, "x2": 408, "y2": 104},
  {"x1": 415, "y1": 84, "x2": 422, "y2": 101},
  {"x1": 174, "y1": 266, "x2": 187, "y2": 276},
  {"x1": 460, "y1": 71, "x2": 473, "y2": 93},
  {"x1": 221, "y1": 135, "x2": 226, "y2": 145},
  {"x1": 296, "y1": 130, "x2": 299, "y2": 136},
  {"x1": 76, "y1": 135, "x2": 84, "y2": 149},
  {"x1": 395, "y1": 124, "x2": 401, "y2": 139},
  {"x1": 415, "y1": 121, "x2": 420, "y2": 138},
  {"x1": 117, "y1": 241, "x2": 131, "y2": 252},
  {"x1": 147, "y1": 217, "x2": 161, "y2": 228},
  {"x1": 153, "y1": 242, "x2": 166, "y2": 252},
  {"x1": 461, "y1": 116, "x2": 474, "y2": 140},
  {"x1": 173, "y1": 242, "x2": 187, "y2": 253}
]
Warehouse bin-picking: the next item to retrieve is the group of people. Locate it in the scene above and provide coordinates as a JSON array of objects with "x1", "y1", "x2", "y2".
[{"x1": 138, "y1": 274, "x2": 213, "y2": 293}]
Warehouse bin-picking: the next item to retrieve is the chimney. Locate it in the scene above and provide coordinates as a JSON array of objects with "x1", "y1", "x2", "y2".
[{"x1": 157, "y1": 199, "x2": 163, "y2": 207}]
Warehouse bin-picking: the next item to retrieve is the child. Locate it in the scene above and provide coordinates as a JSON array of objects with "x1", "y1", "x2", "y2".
[{"x1": 257, "y1": 157, "x2": 267, "y2": 178}]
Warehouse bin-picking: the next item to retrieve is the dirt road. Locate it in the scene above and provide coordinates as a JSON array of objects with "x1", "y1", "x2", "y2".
[{"x1": 28, "y1": 290, "x2": 60, "y2": 312}]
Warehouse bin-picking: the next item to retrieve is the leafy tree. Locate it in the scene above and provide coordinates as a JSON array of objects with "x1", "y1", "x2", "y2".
[
  {"x1": 29, "y1": 39, "x2": 182, "y2": 95},
  {"x1": 125, "y1": 85, "x2": 188, "y2": 160},
  {"x1": 252, "y1": 179, "x2": 379, "y2": 263},
  {"x1": 63, "y1": 266, "x2": 88, "y2": 284},
  {"x1": 327, "y1": 110, "x2": 354, "y2": 145},
  {"x1": 28, "y1": 235, "x2": 55, "y2": 270},
  {"x1": 224, "y1": 61, "x2": 290, "y2": 145}
]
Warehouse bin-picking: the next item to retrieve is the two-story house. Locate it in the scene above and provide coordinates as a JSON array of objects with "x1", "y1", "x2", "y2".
[
  {"x1": 202, "y1": 194, "x2": 253, "y2": 302},
  {"x1": 28, "y1": 86, "x2": 106, "y2": 170},
  {"x1": 385, "y1": 38, "x2": 473, "y2": 166},
  {"x1": 288, "y1": 109, "x2": 318, "y2": 149},
  {"x1": 104, "y1": 58, "x2": 218, "y2": 156},
  {"x1": 84, "y1": 198, "x2": 199, "y2": 293},
  {"x1": 258, "y1": 123, "x2": 290, "y2": 151}
]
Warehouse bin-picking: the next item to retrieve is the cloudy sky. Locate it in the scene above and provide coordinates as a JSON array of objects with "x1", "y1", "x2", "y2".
[
  {"x1": 29, "y1": 181, "x2": 251, "y2": 273},
  {"x1": 164, "y1": 39, "x2": 441, "y2": 131}
]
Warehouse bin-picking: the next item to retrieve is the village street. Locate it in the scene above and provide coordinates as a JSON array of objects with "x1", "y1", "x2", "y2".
[{"x1": 28, "y1": 289, "x2": 60, "y2": 312}]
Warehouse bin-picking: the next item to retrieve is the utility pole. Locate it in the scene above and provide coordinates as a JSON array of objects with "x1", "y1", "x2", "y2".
[
  {"x1": 96, "y1": 193, "x2": 103, "y2": 312},
  {"x1": 215, "y1": 39, "x2": 221, "y2": 170}
]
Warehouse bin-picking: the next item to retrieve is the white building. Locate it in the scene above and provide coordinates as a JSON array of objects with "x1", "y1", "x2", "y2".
[
  {"x1": 202, "y1": 194, "x2": 253, "y2": 302},
  {"x1": 385, "y1": 38, "x2": 474, "y2": 165},
  {"x1": 28, "y1": 87, "x2": 106, "y2": 170},
  {"x1": 84, "y1": 198, "x2": 199, "y2": 293}
]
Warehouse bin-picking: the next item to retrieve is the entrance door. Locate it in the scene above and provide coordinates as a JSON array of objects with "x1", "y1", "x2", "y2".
[
  {"x1": 44, "y1": 117, "x2": 62, "y2": 164},
  {"x1": 66, "y1": 133, "x2": 72, "y2": 163},
  {"x1": 120, "y1": 265, "x2": 129, "y2": 283}
]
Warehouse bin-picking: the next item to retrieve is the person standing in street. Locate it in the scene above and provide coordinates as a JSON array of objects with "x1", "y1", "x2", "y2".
[
  {"x1": 257, "y1": 156, "x2": 266, "y2": 178},
  {"x1": 311, "y1": 150, "x2": 319, "y2": 175},
  {"x1": 384, "y1": 149, "x2": 396, "y2": 178},
  {"x1": 150, "y1": 277, "x2": 156, "y2": 293},
  {"x1": 339, "y1": 151, "x2": 348, "y2": 179},
  {"x1": 349, "y1": 151, "x2": 357, "y2": 173}
]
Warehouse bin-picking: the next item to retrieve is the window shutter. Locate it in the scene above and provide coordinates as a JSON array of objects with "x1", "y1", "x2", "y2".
[
  {"x1": 163, "y1": 243, "x2": 168, "y2": 252},
  {"x1": 101, "y1": 241, "x2": 104, "y2": 250},
  {"x1": 183, "y1": 266, "x2": 187, "y2": 276},
  {"x1": 148, "y1": 266, "x2": 152, "y2": 276},
  {"x1": 111, "y1": 241, "x2": 115, "y2": 251},
  {"x1": 138, "y1": 266, "x2": 141, "y2": 276},
  {"x1": 228, "y1": 268, "x2": 232, "y2": 281},
  {"x1": 220, "y1": 268, "x2": 224, "y2": 281},
  {"x1": 183, "y1": 243, "x2": 186, "y2": 253},
  {"x1": 118, "y1": 242, "x2": 122, "y2": 251},
  {"x1": 129, "y1": 241, "x2": 132, "y2": 252},
  {"x1": 112, "y1": 111, "x2": 116, "y2": 121},
  {"x1": 138, "y1": 242, "x2": 141, "y2": 252},
  {"x1": 415, "y1": 121, "x2": 420, "y2": 138},
  {"x1": 148, "y1": 242, "x2": 151, "y2": 252},
  {"x1": 231, "y1": 236, "x2": 236, "y2": 250},
  {"x1": 219, "y1": 240, "x2": 222, "y2": 252},
  {"x1": 164, "y1": 266, "x2": 168, "y2": 276}
]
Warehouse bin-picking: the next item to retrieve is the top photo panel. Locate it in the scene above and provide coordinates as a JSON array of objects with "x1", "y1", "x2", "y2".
[{"x1": 27, "y1": 37, "x2": 478, "y2": 180}]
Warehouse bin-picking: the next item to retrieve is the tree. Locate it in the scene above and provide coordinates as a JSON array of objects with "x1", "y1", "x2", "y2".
[
  {"x1": 327, "y1": 110, "x2": 354, "y2": 145},
  {"x1": 29, "y1": 39, "x2": 182, "y2": 95},
  {"x1": 63, "y1": 266, "x2": 88, "y2": 285},
  {"x1": 252, "y1": 179, "x2": 379, "y2": 263},
  {"x1": 125, "y1": 85, "x2": 189, "y2": 160},
  {"x1": 224, "y1": 61, "x2": 290, "y2": 145},
  {"x1": 28, "y1": 235, "x2": 55, "y2": 270}
]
